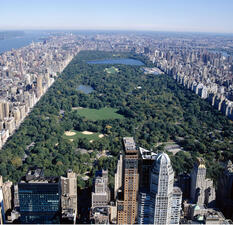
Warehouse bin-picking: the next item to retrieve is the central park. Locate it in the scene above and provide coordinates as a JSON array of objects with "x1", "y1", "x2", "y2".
[{"x1": 0, "y1": 51, "x2": 232, "y2": 189}]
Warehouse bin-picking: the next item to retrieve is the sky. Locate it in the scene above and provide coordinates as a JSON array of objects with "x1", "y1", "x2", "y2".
[{"x1": 0, "y1": 0, "x2": 233, "y2": 33}]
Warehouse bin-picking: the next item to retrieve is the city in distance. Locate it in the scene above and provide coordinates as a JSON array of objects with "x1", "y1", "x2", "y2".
[{"x1": 0, "y1": 0, "x2": 233, "y2": 224}]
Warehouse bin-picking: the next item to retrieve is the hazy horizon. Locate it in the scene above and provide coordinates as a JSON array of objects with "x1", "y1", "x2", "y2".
[
  {"x1": 1, "y1": 29, "x2": 233, "y2": 36},
  {"x1": 1, "y1": 0, "x2": 233, "y2": 34}
]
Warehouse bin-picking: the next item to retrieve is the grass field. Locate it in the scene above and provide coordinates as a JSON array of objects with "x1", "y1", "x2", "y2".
[
  {"x1": 75, "y1": 107, "x2": 124, "y2": 121},
  {"x1": 64, "y1": 130, "x2": 103, "y2": 141},
  {"x1": 104, "y1": 66, "x2": 119, "y2": 74}
]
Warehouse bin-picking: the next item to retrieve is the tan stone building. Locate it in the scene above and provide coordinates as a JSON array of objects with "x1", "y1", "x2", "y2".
[
  {"x1": 5, "y1": 117, "x2": 15, "y2": 135},
  {"x1": 190, "y1": 158, "x2": 215, "y2": 207},
  {"x1": 0, "y1": 176, "x2": 13, "y2": 216},
  {"x1": 117, "y1": 137, "x2": 139, "y2": 224},
  {"x1": 0, "y1": 101, "x2": 10, "y2": 120},
  {"x1": 61, "y1": 170, "x2": 77, "y2": 223},
  {"x1": 36, "y1": 75, "x2": 43, "y2": 98}
]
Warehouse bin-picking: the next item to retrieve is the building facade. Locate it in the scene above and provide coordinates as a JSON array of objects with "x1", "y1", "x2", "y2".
[
  {"x1": 138, "y1": 191, "x2": 151, "y2": 224},
  {"x1": 171, "y1": 187, "x2": 182, "y2": 224},
  {"x1": 92, "y1": 170, "x2": 110, "y2": 208},
  {"x1": 190, "y1": 158, "x2": 215, "y2": 207},
  {"x1": 18, "y1": 167, "x2": 61, "y2": 224},
  {"x1": 117, "y1": 137, "x2": 139, "y2": 224},
  {"x1": 61, "y1": 170, "x2": 77, "y2": 223},
  {"x1": 0, "y1": 176, "x2": 13, "y2": 221},
  {"x1": 0, "y1": 188, "x2": 5, "y2": 224},
  {"x1": 217, "y1": 160, "x2": 233, "y2": 220},
  {"x1": 114, "y1": 154, "x2": 123, "y2": 200},
  {"x1": 149, "y1": 153, "x2": 174, "y2": 225},
  {"x1": 91, "y1": 170, "x2": 110, "y2": 224},
  {"x1": 137, "y1": 147, "x2": 156, "y2": 224}
]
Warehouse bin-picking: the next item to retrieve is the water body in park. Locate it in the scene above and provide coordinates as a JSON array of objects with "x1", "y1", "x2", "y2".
[
  {"x1": 77, "y1": 85, "x2": 94, "y2": 94},
  {"x1": 87, "y1": 58, "x2": 144, "y2": 66}
]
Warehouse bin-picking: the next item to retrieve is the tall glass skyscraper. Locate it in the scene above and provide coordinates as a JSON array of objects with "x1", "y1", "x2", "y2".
[
  {"x1": 18, "y1": 167, "x2": 61, "y2": 224},
  {"x1": 149, "y1": 153, "x2": 174, "y2": 224},
  {"x1": 137, "y1": 147, "x2": 157, "y2": 224}
]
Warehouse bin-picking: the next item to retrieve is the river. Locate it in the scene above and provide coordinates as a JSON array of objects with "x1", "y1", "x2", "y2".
[{"x1": 0, "y1": 31, "x2": 49, "y2": 54}]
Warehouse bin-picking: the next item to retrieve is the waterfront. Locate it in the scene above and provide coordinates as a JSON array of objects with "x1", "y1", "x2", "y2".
[
  {"x1": 0, "y1": 34, "x2": 78, "y2": 150},
  {"x1": 0, "y1": 31, "x2": 48, "y2": 53}
]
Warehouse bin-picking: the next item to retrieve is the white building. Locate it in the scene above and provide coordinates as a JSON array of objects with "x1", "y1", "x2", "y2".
[
  {"x1": 114, "y1": 154, "x2": 123, "y2": 200},
  {"x1": 149, "y1": 153, "x2": 175, "y2": 225}
]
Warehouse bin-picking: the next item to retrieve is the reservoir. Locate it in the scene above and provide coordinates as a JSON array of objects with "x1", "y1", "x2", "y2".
[
  {"x1": 77, "y1": 85, "x2": 94, "y2": 94},
  {"x1": 87, "y1": 58, "x2": 144, "y2": 66}
]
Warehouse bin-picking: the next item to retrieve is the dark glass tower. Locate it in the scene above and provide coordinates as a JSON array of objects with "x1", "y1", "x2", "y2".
[{"x1": 18, "y1": 167, "x2": 61, "y2": 224}]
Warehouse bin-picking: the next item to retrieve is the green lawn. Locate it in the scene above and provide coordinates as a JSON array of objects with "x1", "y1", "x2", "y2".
[
  {"x1": 75, "y1": 107, "x2": 124, "y2": 121},
  {"x1": 104, "y1": 66, "x2": 119, "y2": 74},
  {"x1": 64, "y1": 130, "x2": 103, "y2": 141}
]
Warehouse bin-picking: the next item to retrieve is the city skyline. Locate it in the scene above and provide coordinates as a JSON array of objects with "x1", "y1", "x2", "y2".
[
  {"x1": 0, "y1": 1, "x2": 233, "y2": 222},
  {"x1": 1, "y1": 0, "x2": 233, "y2": 33}
]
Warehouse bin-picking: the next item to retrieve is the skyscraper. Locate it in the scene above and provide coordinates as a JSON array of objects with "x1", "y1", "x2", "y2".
[
  {"x1": 1, "y1": 180, "x2": 13, "y2": 216},
  {"x1": 0, "y1": 176, "x2": 13, "y2": 221},
  {"x1": 92, "y1": 170, "x2": 110, "y2": 208},
  {"x1": 171, "y1": 187, "x2": 182, "y2": 224},
  {"x1": 114, "y1": 153, "x2": 123, "y2": 200},
  {"x1": 138, "y1": 191, "x2": 151, "y2": 224},
  {"x1": 0, "y1": 188, "x2": 4, "y2": 224},
  {"x1": 61, "y1": 170, "x2": 77, "y2": 223},
  {"x1": 178, "y1": 173, "x2": 191, "y2": 199},
  {"x1": 217, "y1": 160, "x2": 233, "y2": 220},
  {"x1": 137, "y1": 147, "x2": 156, "y2": 224},
  {"x1": 36, "y1": 75, "x2": 43, "y2": 98},
  {"x1": 0, "y1": 176, "x2": 5, "y2": 224},
  {"x1": 139, "y1": 147, "x2": 157, "y2": 189},
  {"x1": 0, "y1": 102, "x2": 3, "y2": 121},
  {"x1": 18, "y1": 167, "x2": 61, "y2": 224},
  {"x1": 190, "y1": 158, "x2": 215, "y2": 207},
  {"x1": 91, "y1": 170, "x2": 110, "y2": 224},
  {"x1": 0, "y1": 101, "x2": 10, "y2": 120},
  {"x1": 149, "y1": 153, "x2": 174, "y2": 225},
  {"x1": 117, "y1": 137, "x2": 139, "y2": 224}
]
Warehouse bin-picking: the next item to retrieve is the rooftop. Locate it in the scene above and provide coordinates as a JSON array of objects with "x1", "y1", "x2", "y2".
[
  {"x1": 139, "y1": 147, "x2": 157, "y2": 160},
  {"x1": 123, "y1": 137, "x2": 136, "y2": 151},
  {"x1": 156, "y1": 152, "x2": 171, "y2": 165},
  {"x1": 173, "y1": 186, "x2": 182, "y2": 195},
  {"x1": 20, "y1": 167, "x2": 59, "y2": 183},
  {"x1": 197, "y1": 157, "x2": 206, "y2": 169}
]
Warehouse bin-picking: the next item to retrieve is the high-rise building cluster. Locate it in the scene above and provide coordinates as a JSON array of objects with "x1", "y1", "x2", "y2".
[
  {"x1": 89, "y1": 137, "x2": 231, "y2": 224},
  {"x1": 0, "y1": 167, "x2": 77, "y2": 224},
  {"x1": 0, "y1": 34, "x2": 79, "y2": 149},
  {"x1": 0, "y1": 137, "x2": 232, "y2": 224},
  {"x1": 0, "y1": 32, "x2": 233, "y2": 223},
  {"x1": 149, "y1": 48, "x2": 233, "y2": 120}
]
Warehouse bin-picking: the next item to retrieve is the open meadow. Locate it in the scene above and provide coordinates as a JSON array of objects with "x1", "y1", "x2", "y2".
[{"x1": 75, "y1": 107, "x2": 124, "y2": 121}]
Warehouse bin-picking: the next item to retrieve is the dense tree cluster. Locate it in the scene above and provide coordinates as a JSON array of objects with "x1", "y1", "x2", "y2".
[{"x1": 0, "y1": 51, "x2": 232, "y2": 188}]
